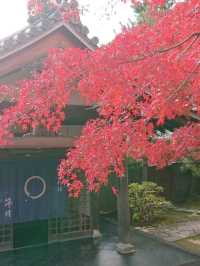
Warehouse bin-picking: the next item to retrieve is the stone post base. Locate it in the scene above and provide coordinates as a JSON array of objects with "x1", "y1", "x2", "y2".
[
  {"x1": 92, "y1": 229, "x2": 102, "y2": 239},
  {"x1": 116, "y1": 242, "x2": 136, "y2": 255}
]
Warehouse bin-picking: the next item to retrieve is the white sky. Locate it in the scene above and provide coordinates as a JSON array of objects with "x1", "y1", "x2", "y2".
[
  {"x1": 0, "y1": 0, "x2": 28, "y2": 39},
  {"x1": 0, "y1": 0, "x2": 135, "y2": 44}
]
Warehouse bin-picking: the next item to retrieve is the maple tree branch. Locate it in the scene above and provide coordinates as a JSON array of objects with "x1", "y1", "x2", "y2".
[
  {"x1": 188, "y1": 112, "x2": 200, "y2": 122},
  {"x1": 176, "y1": 34, "x2": 200, "y2": 59},
  {"x1": 185, "y1": 146, "x2": 200, "y2": 158},
  {"x1": 166, "y1": 61, "x2": 200, "y2": 101},
  {"x1": 165, "y1": 62, "x2": 200, "y2": 122},
  {"x1": 120, "y1": 32, "x2": 200, "y2": 64},
  {"x1": 158, "y1": 32, "x2": 200, "y2": 53}
]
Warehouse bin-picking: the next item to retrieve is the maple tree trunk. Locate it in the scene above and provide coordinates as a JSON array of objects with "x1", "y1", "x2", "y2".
[
  {"x1": 142, "y1": 158, "x2": 148, "y2": 182},
  {"x1": 117, "y1": 172, "x2": 131, "y2": 244},
  {"x1": 189, "y1": 176, "x2": 197, "y2": 197}
]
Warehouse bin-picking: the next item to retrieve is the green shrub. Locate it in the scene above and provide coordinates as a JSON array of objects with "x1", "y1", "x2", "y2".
[{"x1": 128, "y1": 181, "x2": 170, "y2": 226}]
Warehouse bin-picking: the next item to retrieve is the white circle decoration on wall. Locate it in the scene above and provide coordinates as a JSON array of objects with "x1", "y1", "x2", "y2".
[{"x1": 24, "y1": 176, "x2": 46, "y2": 200}]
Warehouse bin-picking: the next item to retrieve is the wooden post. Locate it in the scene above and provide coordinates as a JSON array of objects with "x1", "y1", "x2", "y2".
[{"x1": 116, "y1": 166, "x2": 135, "y2": 254}]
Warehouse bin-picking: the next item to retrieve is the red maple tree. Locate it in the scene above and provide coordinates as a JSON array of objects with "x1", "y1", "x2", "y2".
[
  {"x1": 27, "y1": 0, "x2": 80, "y2": 21},
  {"x1": 0, "y1": 0, "x2": 200, "y2": 196}
]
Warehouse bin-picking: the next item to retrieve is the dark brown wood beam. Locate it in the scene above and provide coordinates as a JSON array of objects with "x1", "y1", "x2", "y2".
[{"x1": 0, "y1": 136, "x2": 75, "y2": 149}]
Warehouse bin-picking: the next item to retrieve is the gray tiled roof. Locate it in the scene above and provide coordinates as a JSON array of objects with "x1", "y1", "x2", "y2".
[{"x1": 0, "y1": 9, "x2": 99, "y2": 60}]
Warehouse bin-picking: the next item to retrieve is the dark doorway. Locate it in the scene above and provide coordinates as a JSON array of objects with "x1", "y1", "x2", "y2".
[{"x1": 13, "y1": 220, "x2": 48, "y2": 248}]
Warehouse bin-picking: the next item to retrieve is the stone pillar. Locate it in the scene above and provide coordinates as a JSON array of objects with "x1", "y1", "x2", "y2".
[{"x1": 116, "y1": 172, "x2": 135, "y2": 255}]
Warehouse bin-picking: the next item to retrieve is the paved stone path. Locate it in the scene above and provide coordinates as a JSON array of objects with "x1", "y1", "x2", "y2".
[{"x1": 137, "y1": 219, "x2": 200, "y2": 242}]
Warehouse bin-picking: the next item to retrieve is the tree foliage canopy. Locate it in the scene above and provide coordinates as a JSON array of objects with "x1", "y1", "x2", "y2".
[{"x1": 0, "y1": 0, "x2": 200, "y2": 196}]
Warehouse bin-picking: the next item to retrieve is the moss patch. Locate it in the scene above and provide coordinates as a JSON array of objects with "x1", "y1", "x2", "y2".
[
  {"x1": 152, "y1": 209, "x2": 200, "y2": 227},
  {"x1": 177, "y1": 197, "x2": 200, "y2": 210},
  {"x1": 176, "y1": 235, "x2": 200, "y2": 254}
]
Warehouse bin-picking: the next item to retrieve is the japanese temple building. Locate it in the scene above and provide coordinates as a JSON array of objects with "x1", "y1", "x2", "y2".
[{"x1": 0, "y1": 1, "x2": 99, "y2": 252}]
